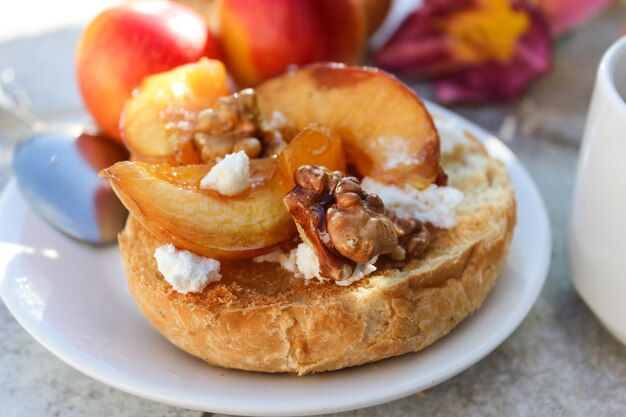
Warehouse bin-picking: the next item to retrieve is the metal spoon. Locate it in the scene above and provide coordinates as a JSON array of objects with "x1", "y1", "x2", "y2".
[{"x1": 1, "y1": 71, "x2": 128, "y2": 245}]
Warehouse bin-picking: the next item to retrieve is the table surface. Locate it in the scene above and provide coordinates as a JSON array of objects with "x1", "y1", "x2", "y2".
[{"x1": 2, "y1": 2, "x2": 626, "y2": 417}]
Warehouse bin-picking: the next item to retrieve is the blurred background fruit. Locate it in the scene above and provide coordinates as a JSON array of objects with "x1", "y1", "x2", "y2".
[
  {"x1": 355, "y1": 0, "x2": 392, "y2": 36},
  {"x1": 217, "y1": 0, "x2": 367, "y2": 87},
  {"x1": 76, "y1": 0, "x2": 221, "y2": 141}
]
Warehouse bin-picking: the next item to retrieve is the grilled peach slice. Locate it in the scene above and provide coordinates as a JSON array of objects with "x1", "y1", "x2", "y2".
[
  {"x1": 256, "y1": 63, "x2": 440, "y2": 189},
  {"x1": 102, "y1": 158, "x2": 295, "y2": 260},
  {"x1": 120, "y1": 58, "x2": 228, "y2": 165},
  {"x1": 277, "y1": 123, "x2": 346, "y2": 191},
  {"x1": 104, "y1": 124, "x2": 349, "y2": 259}
]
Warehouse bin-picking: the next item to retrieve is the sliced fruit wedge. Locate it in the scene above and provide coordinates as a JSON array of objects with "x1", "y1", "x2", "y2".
[
  {"x1": 256, "y1": 63, "x2": 441, "y2": 189},
  {"x1": 277, "y1": 123, "x2": 346, "y2": 191},
  {"x1": 120, "y1": 58, "x2": 229, "y2": 165},
  {"x1": 103, "y1": 126, "x2": 346, "y2": 260},
  {"x1": 102, "y1": 158, "x2": 295, "y2": 260}
]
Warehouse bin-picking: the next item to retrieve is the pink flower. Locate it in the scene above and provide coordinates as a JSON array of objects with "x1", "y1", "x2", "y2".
[{"x1": 374, "y1": 0, "x2": 553, "y2": 103}]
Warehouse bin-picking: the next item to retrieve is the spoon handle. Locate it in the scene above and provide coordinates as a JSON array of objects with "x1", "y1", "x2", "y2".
[{"x1": 0, "y1": 68, "x2": 46, "y2": 131}]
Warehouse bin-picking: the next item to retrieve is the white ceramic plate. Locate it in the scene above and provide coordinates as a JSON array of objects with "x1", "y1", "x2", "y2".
[{"x1": 0, "y1": 104, "x2": 550, "y2": 416}]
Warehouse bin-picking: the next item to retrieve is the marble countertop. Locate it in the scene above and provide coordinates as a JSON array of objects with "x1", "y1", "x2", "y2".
[{"x1": 2, "y1": 3, "x2": 626, "y2": 417}]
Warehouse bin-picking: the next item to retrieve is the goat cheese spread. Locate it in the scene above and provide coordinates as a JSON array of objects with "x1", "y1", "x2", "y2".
[
  {"x1": 361, "y1": 178, "x2": 463, "y2": 229},
  {"x1": 254, "y1": 243, "x2": 379, "y2": 286},
  {"x1": 154, "y1": 244, "x2": 221, "y2": 294},
  {"x1": 200, "y1": 151, "x2": 250, "y2": 196},
  {"x1": 435, "y1": 117, "x2": 470, "y2": 155},
  {"x1": 253, "y1": 248, "x2": 298, "y2": 274}
]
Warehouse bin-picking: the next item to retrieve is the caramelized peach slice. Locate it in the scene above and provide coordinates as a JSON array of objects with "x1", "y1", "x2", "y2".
[
  {"x1": 277, "y1": 123, "x2": 346, "y2": 191},
  {"x1": 120, "y1": 58, "x2": 229, "y2": 165},
  {"x1": 256, "y1": 63, "x2": 440, "y2": 189},
  {"x1": 102, "y1": 158, "x2": 296, "y2": 260}
]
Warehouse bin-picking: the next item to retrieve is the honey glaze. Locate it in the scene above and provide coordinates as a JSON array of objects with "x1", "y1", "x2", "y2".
[{"x1": 147, "y1": 156, "x2": 277, "y2": 193}]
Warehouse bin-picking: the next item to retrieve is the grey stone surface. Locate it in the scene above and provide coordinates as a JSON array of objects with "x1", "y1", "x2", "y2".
[
  {"x1": 0, "y1": 302, "x2": 200, "y2": 417},
  {"x1": 2, "y1": 4, "x2": 626, "y2": 417}
]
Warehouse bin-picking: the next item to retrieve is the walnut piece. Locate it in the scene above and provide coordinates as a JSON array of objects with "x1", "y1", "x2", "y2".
[
  {"x1": 284, "y1": 166, "x2": 398, "y2": 280},
  {"x1": 326, "y1": 177, "x2": 397, "y2": 263},
  {"x1": 193, "y1": 89, "x2": 287, "y2": 163},
  {"x1": 386, "y1": 210, "x2": 431, "y2": 259},
  {"x1": 284, "y1": 166, "x2": 353, "y2": 281}
]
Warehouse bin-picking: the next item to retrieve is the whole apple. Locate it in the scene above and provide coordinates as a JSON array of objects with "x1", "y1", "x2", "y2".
[
  {"x1": 219, "y1": 0, "x2": 367, "y2": 87},
  {"x1": 76, "y1": 0, "x2": 221, "y2": 141}
]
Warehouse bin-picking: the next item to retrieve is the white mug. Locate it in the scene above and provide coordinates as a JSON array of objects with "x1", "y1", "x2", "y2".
[{"x1": 569, "y1": 37, "x2": 626, "y2": 344}]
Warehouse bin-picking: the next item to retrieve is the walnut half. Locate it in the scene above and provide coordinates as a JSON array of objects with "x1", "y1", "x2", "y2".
[
  {"x1": 193, "y1": 89, "x2": 287, "y2": 163},
  {"x1": 283, "y1": 166, "x2": 353, "y2": 281},
  {"x1": 326, "y1": 176, "x2": 398, "y2": 263},
  {"x1": 284, "y1": 166, "x2": 398, "y2": 280}
]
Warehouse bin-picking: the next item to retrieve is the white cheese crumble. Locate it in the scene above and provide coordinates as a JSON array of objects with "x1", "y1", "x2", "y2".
[
  {"x1": 295, "y1": 242, "x2": 321, "y2": 280},
  {"x1": 376, "y1": 135, "x2": 422, "y2": 169},
  {"x1": 252, "y1": 248, "x2": 298, "y2": 274},
  {"x1": 336, "y1": 255, "x2": 379, "y2": 287},
  {"x1": 435, "y1": 117, "x2": 469, "y2": 155},
  {"x1": 254, "y1": 243, "x2": 378, "y2": 286},
  {"x1": 200, "y1": 151, "x2": 250, "y2": 196},
  {"x1": 154, "y1": 244, "x2": 221, "y2": 294},
  {"x1": 361, "y1": 178, "x2": 463, "y2": 229}
]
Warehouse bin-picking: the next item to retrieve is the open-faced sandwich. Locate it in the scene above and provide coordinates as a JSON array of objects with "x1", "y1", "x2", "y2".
[{"x1": 102, "y1": 59, "x2": 515, "y2": 375}]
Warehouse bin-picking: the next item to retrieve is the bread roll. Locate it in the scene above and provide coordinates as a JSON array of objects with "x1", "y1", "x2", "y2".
[{"x1": 118, "y1": 132, "x2": 515, "y2": 375}]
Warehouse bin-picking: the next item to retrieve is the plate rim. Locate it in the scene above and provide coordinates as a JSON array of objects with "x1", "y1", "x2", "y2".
[{"x1": 0, "y1": 102, "x2": 551, "y2": 416}]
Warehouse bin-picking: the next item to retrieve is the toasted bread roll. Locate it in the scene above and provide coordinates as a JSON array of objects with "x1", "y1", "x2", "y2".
[{"x1": 118, "y1": 134, "x2": 515, "y2": 375}]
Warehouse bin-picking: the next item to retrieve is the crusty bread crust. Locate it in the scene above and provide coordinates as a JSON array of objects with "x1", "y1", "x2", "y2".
[{"x1": 118, "y1": 135, "x2": 516, "y2": 375}]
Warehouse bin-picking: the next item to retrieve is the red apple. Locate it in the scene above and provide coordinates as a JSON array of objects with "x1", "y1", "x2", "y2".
[
  {"x1": 76, "y1": 0, "x2": 221, "y2": 141},
  {"x1": 218, "y1": 0, "x2": 367, "y2": 87}
]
